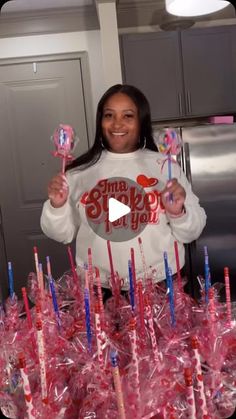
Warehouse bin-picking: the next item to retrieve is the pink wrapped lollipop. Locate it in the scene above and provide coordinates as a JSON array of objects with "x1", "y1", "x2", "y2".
[
  {"x1": 156, "y1": 128, "x2": 182, "y2": 156},
  {"x1": 52, "y1": 124, "x2": 78, "y2": 173},
  {"x1": 155, "y1": 128, "x2": 182, "y2": 184}
]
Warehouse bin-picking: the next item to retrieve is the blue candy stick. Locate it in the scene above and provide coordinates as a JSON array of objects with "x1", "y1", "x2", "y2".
[
  {"x1": 128, "y1": 260, "x2": 135, "y2": 311},
  {"x1": 7, "y1": 262, "x2": 14, "y2": 300},
  {"x1": 163, "y1": 251, "x2": 169, "y2": 283},
  {"x1": 204, "y1": 246, "x2": 210, "y2": 303},
  {"x1": 84, "y1": 287, "x2": 92, "y2": 353},
  {"x1": 46, "y1": 256, "x2": 61, "y2": 329},
  {"x1": 49, "y1": 277, "x2": 61, "y2": 329},
  {"x1": 167, "y1": 267, "x2": 176, "y2": 327}
]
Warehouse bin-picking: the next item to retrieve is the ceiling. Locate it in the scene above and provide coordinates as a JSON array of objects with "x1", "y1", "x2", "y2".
[{"x1": 0, "y1": 0, "x2": 235, "y2": 31}]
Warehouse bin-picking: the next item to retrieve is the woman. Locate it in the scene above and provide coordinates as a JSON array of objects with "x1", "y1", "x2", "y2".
[{"x1": 40, "y1": 84, "x2": 206, "y2": 289}]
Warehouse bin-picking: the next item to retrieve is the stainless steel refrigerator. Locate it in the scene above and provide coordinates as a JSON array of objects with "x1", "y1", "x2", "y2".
[{"x1": 155, "y1": 123, "x2": 236, "y2": 299}]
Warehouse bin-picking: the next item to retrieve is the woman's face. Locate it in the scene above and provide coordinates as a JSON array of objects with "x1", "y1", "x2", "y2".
[{"x1": 101, "y1": 92, "x2": 140, "y2": 153}]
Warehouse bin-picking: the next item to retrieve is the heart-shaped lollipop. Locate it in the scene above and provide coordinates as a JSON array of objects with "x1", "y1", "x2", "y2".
[{"x1": 52, "y1": 124, "x2": 79, "y2": 173}]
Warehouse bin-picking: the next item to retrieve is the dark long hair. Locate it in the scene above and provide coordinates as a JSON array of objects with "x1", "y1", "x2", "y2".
[{"x1": 67, "y1": 84, "x2": 158, "y2": 171}]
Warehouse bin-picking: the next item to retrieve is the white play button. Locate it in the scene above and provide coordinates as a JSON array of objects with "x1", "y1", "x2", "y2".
[
  {"x1": 86, "y1": 176, "x2": 152, "y2": 242},
  {"x1": 108, "y1": 197, "x2": 131, "y2": 223}
]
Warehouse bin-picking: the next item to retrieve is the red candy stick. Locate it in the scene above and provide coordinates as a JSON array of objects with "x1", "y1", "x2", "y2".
[
  {"x1": 95, "y1": 267, "x2": 104, "y2": 320},
  {"x1": 184, "y1": 367, "x2": 197, "y2": 419},
  {"x1": 128, "y1": 318, "x2": 141, "y2": 414},
  {"x1": 35, "y1": 305, "x2": 48, "y2": 405},
  {"x1": 21, "y1": 287, "x2": 32, "y2": 330},
  {"x1": 94, "y1": 303, "x2": 105, "y2": 371},
  {"x1": 18, "y1": 353, "x2": 36, "y2": 418},
  {"x1": 224, "y1": 267, "x2": 232, "y2": 327},
  {"x1": 144, "y1": 295, "x2": 160, "y2": 365},
  {"x1": 191, "y1": 336, "x2": 208, "y2": 418}
]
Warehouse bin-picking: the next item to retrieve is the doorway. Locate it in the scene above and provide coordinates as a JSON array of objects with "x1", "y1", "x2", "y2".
[{"x1": 0, "y1": 52, "x2": 93, "y2": 298}]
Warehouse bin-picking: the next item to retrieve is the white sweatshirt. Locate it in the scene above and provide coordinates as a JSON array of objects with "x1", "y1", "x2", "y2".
[{"x1": 40, "y1": 149, "x2": 206, "y2": 289}]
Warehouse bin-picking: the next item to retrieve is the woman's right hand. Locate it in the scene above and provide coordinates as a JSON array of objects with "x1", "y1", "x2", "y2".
[{"x1": 48, "y1": 173, "x2": 69, "y2": 208}]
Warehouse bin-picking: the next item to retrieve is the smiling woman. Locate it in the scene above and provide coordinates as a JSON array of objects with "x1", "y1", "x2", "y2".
[
  {"x1": 40, "y1": 83, "x2": 207, "y2": 291},
  {"x1": 101, "y1": 92, "x2": 140, "y2": 153}
]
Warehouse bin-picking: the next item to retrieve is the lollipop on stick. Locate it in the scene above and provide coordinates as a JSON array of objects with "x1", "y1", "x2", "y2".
[
  {"x1": 52, "y1": 124, "x2": 78, "y2": 173},
  {"x1": 155, "y1": 128, "x2": 182, "y2": 201},
  {"x1": 156, "y1": 128, "x2": 182, "y2": 163}
]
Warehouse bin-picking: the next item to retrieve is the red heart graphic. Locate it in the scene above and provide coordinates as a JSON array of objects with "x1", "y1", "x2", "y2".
[{"x1": 137, "y1": 174, "x2": 158, "y2": 187}]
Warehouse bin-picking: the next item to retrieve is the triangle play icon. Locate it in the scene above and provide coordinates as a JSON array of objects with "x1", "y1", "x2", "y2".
[{"x1": 108, "y1": 197, "x2": 131, "y2": 223}]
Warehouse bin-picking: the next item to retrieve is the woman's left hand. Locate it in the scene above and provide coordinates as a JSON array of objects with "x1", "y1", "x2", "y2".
[{"x1": 161, "y1": 178, "x2": 186, "y2": 217}]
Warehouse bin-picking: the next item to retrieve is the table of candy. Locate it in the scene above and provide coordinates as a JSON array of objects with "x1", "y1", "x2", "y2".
[
  {"x1": 0, "y1": 240, "x2": 235, "y2": 419},
  {"x1": 0, "y1": 126, "x2": 235, "y2": 419}
]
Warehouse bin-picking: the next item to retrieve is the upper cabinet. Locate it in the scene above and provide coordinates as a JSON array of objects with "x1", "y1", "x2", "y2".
[
  {"x1": 181, "y1": 27, "x2": 235, "y2": 117},
  {"x1": 120, "y1": 25, "x2": 236, "y2": 121},
  {"x1": 120, "y1": 31, "x2": 184, "y2": 121}
]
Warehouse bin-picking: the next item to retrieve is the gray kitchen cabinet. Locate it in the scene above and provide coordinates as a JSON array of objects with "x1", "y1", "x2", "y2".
[
  {"x1": 181, "y1": 26, "x2": 235, "y2": 117},
  {"x1": 121, "y1": 25, "x2": 236, "y2": 121},
  {"x1": 120, "y1": 31, "x2": 185, "y2": 121}
]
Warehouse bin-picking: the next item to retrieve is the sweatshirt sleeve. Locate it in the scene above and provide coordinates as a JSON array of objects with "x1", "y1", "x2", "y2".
[
  {"x1": 165, "y1": 165, "x2": 207, "y2": 243},
  {"x1": 40, "y1": 198, "x2": 80, "y2": 244}
]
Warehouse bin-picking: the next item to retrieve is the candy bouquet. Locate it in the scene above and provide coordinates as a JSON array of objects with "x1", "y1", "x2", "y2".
[
  {"x1": 0, "y1": 126, "x2": 235, "y2": 418},
  {"x1": 0, "y1": 240, "x2": 235, "y2": 419}
]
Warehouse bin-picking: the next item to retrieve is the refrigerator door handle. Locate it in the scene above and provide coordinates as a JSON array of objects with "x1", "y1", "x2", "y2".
[{"x1": 184, "y1": 142, "x2": 193, "y2": 185}]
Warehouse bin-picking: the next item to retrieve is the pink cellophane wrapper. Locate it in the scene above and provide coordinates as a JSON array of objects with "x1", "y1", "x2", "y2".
[{"x1": 0, "y1": 266, "x2": 235, "y2": 418}]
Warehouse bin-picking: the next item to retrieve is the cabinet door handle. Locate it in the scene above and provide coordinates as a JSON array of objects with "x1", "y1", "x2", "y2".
[
  {"x1": 187, "y1": 91, "x2": 192, "y2": 114},
  {"x1": 178, "y1": 93, "x2": 183, "y2": 115}
]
